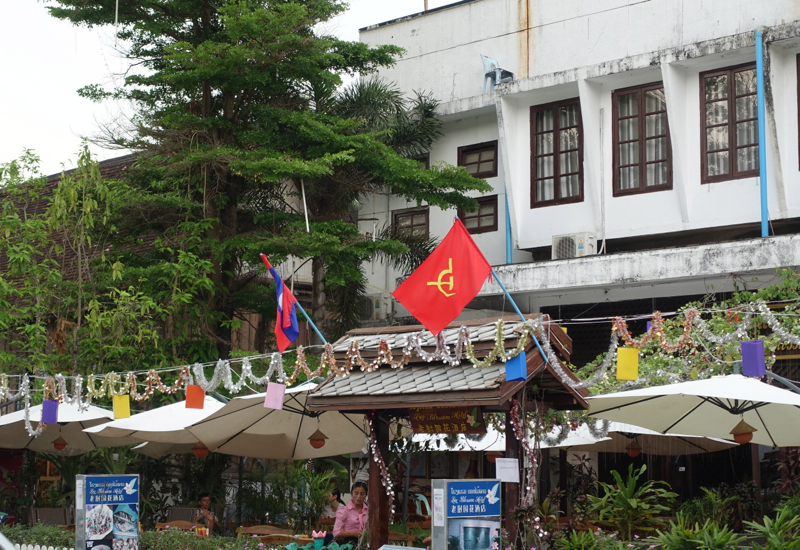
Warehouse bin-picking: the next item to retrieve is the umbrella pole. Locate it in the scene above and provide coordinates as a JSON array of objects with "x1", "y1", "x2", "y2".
[
  {"x1": 237, "y1": 456, "x2": 244, "y2": 527},
  {"x1": 402, "y1": 455, "x2": 410, "y2": 523}
]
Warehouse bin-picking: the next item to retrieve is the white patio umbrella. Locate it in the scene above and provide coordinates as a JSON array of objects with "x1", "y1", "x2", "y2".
[
  {"x1": 413, "y1": 420, "x2": 729, "y2": 456},
  {"x1": 588, "y1": 374, "x2": 800, "y2": 448},
  {"x1": 130, "y1": 441, "x2": 197, "y2": 458},
  {"x1": 565, "y1": 422, "x2": 736, "y2": 455},
  {"x1": 0, "y1": 402, "x2": 136, "y2": 456},
  {"x1": 412, "y1": 425, "x2": 505, "y2": 452},
  {"x1": 186, "y1": 382, "x2": 369, "y2": 460},
  {"x1": 84, "y1": 395, "x2": 225, "y2": 445}
]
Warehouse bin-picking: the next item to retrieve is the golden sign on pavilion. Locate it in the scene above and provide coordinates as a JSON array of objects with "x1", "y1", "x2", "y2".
[{"x1": 409, "y1": 406, "x2": 486, "y2": 434}]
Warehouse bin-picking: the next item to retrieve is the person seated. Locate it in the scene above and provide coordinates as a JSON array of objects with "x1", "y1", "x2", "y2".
[
  {"x1": 323, "y1": 488, "x2": 345, "y2": 518},
  {"x1": 194, "y1": 492, "x2": 220, "y2": 534},
  {"x1": 333, "y1": 482, "x2": 368, "y2": 545}
]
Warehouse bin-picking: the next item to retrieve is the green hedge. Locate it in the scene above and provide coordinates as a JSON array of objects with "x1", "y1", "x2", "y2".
[{"x1": 1, "y1": 524, "x2": 76, "y2": 548}]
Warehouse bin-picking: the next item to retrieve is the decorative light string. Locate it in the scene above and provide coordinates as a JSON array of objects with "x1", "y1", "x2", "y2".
[
  {"x1": 7, "y1": 299, "x2": 800, "y2": 440},
  {"x1": 510, "y1": 399, "x2": 537, "y2": 508},
  {"x1": 21, "y1": 374, "x2": 44, "y2": 437},
  {"x1": 367, "y1": 412, "x2": 395, "y2": 516}
]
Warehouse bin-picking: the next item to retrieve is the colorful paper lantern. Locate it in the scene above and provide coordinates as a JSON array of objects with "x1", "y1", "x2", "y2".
[
  {"x1": 192, "y1": 442, "x2": 210, "y2": 458},
  {"x1": 730, "y1": 419, "x2": 757, "y2": 445},
  {"x1": 41, "y1": 400, "x2": 59, "y2": 424},
  {"x1": 741, "y1": 340, "x2": 766, "y2": 377},
  {"x1": 113, "y1": 394, "x2": 131, "y2": 419},
  {"x1": 625, "y1": 441, "x2": 642, "y2": 458},
  {"x1": 616, "y1": 347, "x2": 640, "y2": 381},
  {"x1": 185, "y1": 384, "x2": 205, "y2": 409},
  {"x1": 485, "y1": 451, "x2": 502, "y2": 463},
  {"x1": 505, "y1": 351, "x2": 527, "y2": 382},
  {"x1": 264, "y1": 382, "x2": 285, "y2": 410},
  {"x1": 308, "y1": 429, "x2": 328, "y2": 449},
  {"x1": 52, "y1": 437, "x2": 68, "y2": 451}
]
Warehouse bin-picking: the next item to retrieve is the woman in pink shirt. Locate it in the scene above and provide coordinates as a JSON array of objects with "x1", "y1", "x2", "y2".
[{"x1": 334, "y1": 482, "x2": 368, "y2": 544}]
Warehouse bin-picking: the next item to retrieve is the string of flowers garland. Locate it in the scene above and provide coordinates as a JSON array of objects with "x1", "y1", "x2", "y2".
[
  {"x1": 287, "y1": 344, "x2": 337, "y2": 382},
  {"x1": 367, "y1": 412, "x2": 395, "y2": 516},
  {"x1": 0, "y1": 374, "x2": 13, "y2": 402},
  {"x1": 192, "y1": 357, "x2": 277, "y2": 393},
  {"x1": 10, "y1": 298, "x2": 800, "y2": 434},
  {"x1": 756, "y1": 301, "x2": 800, "y2": 346},
  {"x1": 465, "y1": 320, "x2": 532, "y2": 368},
  {"x1": 21, "y1": 374, "x2": 44, "y2": 437},
  {"x1": 510, "y1": 399, "x2": 537, "y2": 509},
  {"x1": 403, "y1": 327, "x2": 470, "y2": 366},
  {"x1": 343, "y1": 340, "x2": 412, "y2": 374},
  {"x1": 613, "y1": 310, "x2": 698, "y2": 351}
]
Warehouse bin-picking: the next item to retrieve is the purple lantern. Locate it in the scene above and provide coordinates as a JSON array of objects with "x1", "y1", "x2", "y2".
[
  {"x1": 41, "y1": 399, "x2": 59, "y2": 424},
  {"x1": 741, "y1": 340, "x2": 766, "y2": 377}
]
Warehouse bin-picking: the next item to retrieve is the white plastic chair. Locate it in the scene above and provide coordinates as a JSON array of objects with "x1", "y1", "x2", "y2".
[
  {"x1": 481, "y1": 55, "x2": 514, "y2": 94},
  {"x1": 413, "y1": 493, "x2": 432, "y2": 516}
]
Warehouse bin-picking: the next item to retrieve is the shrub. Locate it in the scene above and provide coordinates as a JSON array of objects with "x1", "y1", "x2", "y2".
[
  {"x1": 1, "y1": 523, "x2": 76, "y2": 548},
  {"x1": 588, "y1": 464, "x2": 677, "y2": 541}
]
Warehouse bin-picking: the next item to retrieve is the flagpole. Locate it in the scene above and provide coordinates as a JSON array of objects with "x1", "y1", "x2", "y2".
[
  {"x1": 490, "y1": 268, "x2": 548, "y2": 364},
  {"x1": 260, "y1": 254, "x2": 329, "y2": 345},
  {"x1": 295, "y1": 303, "x2": 328, "y2": 345}
]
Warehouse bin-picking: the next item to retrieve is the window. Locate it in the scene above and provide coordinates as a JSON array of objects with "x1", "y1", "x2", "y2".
[
  {"x1": 415, "y1": 152, "x2": 430, "y2": 170},
  {"x1": 458, "y1": 195, "x2": 498, "y2": 234},
  {"x1": 392, "y1": 207, "x2": 429, "y2": 238},
  {"x1": 700, "y1": 63, "x2": 758, "y2": 183},
  {"x1": 530, "y1": 98, "x2": 583, "y2": 207},
  {"x1": 458, "y1": 141, "x2": 498, "y2": 178},
  {"x1": 612, "y1": 83, "x2": 672, "y2": 195}
]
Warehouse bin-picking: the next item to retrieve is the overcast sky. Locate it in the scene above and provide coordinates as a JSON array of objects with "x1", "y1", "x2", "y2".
[{"x1": 1, "y1": 0, "x2": 450, "y2": 176}]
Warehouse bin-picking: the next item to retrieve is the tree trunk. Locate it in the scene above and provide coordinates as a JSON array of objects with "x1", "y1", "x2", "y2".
[{"x1": 311, "y1": 256, "x2": 326, "y2": 345}]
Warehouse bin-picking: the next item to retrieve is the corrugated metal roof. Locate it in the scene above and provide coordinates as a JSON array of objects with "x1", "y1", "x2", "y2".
[
  {"x1": 331, "y1": 317, "x2": 534, "y2": 352},
  {"x1": 314, "y1": 363, "x2": 506, "y2": 397}
]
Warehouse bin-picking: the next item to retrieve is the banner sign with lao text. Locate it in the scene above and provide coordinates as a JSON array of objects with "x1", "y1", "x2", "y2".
[
  {"x1": 76, "y1": 474, "x2": 139, "y2": 550},
  {"x1": 447, "y1": 480, "x2": 501, "y2": 517}
]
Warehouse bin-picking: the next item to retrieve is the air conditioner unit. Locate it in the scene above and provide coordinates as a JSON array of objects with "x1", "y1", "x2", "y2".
[
  {"x1": 362, "y1": 295, "x2": 383, "y2": 321},
  {"x1": 552, "y1": 232, "x2": 596, "y2": 260}
]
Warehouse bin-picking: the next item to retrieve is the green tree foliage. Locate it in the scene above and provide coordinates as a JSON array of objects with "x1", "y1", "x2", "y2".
[{"x1": 44, "y1": 0, "x2": 490, "y2": 356}]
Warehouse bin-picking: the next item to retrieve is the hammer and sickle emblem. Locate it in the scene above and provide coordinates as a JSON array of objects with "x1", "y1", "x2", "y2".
[{"x1": 427, "y1": 258, "x2": 456, "y2": 297}]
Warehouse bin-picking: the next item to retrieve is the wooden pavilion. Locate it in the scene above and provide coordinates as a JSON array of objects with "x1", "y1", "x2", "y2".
[{"x1": 307, "y1": 313, "x2": 588, "y2": 550}]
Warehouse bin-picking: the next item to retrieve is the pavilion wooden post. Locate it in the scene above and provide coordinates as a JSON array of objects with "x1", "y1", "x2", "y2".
[
  {"x1": 504, "y1": 408, "x2": 520, "y2": 543},
  {"x1": 369, "y1": 412, "x2": 390, "y2": 550}
]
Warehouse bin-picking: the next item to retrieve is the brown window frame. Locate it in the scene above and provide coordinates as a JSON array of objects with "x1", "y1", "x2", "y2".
[
  {"x1": 529, "y1": 98, "x2": 584, "y2": 208},
  {"x1": 457, "y1": 141, "x2": 498, "y2": 178},
  {"x1": 392, "y1": 206, "x2": 430, "y2": 238},
  {"x1": 458, "y1": 195, "x2": 499, "y2": 234},
  {"x1": 700, "y1": 62, "x2": 759, "y2": 184},
  {"x1": 612, "y1": 82, "x2": 673, "y2": 196}
]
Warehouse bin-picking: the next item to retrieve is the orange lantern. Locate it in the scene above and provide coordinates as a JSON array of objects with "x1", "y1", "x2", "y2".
[
  {"x1": 308, "y1": 429, "x2": 328, "y2": 449},
  {"x1": 53, "y1": 437, "x2": 68, "y2": 451},
  {"x1": 192, "y1": 442, "x2": 210, "y2": 458},
  {"x1": 485, "y1": 451, "x2": 502, "y2": 463},
  {"x1": 730, "y1": 419, "x2": 757, "y2": 445},
  {"x1": 625, "y1": 441, "x2": 642, "y2": 458}
]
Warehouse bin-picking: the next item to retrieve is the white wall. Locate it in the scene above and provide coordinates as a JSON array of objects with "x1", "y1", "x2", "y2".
[
  {"x1": 361, "y1": 1, "x2": 800, "y2": 251},
  {"x1": 362, "y1": 0, "x2": 800, "y2": 102}
]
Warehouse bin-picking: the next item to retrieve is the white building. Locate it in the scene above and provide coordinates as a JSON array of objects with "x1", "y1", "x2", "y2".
[{"x1": 356, "y1": 0, "x2": 800, "y2": 364}]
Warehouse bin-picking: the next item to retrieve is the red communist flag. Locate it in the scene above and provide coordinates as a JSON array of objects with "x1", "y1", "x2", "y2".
[{"x1": 392, "y1": 218, "x2": 492, "y2": 335}]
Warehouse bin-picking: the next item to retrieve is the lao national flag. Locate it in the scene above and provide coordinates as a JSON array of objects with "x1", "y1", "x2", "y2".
[
  {"x1": 392, "y1": 219, "x2": 492, "y2": 335},
  {"x1": 260, "y1": 254, "x2": 300, "y2": 352}
]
